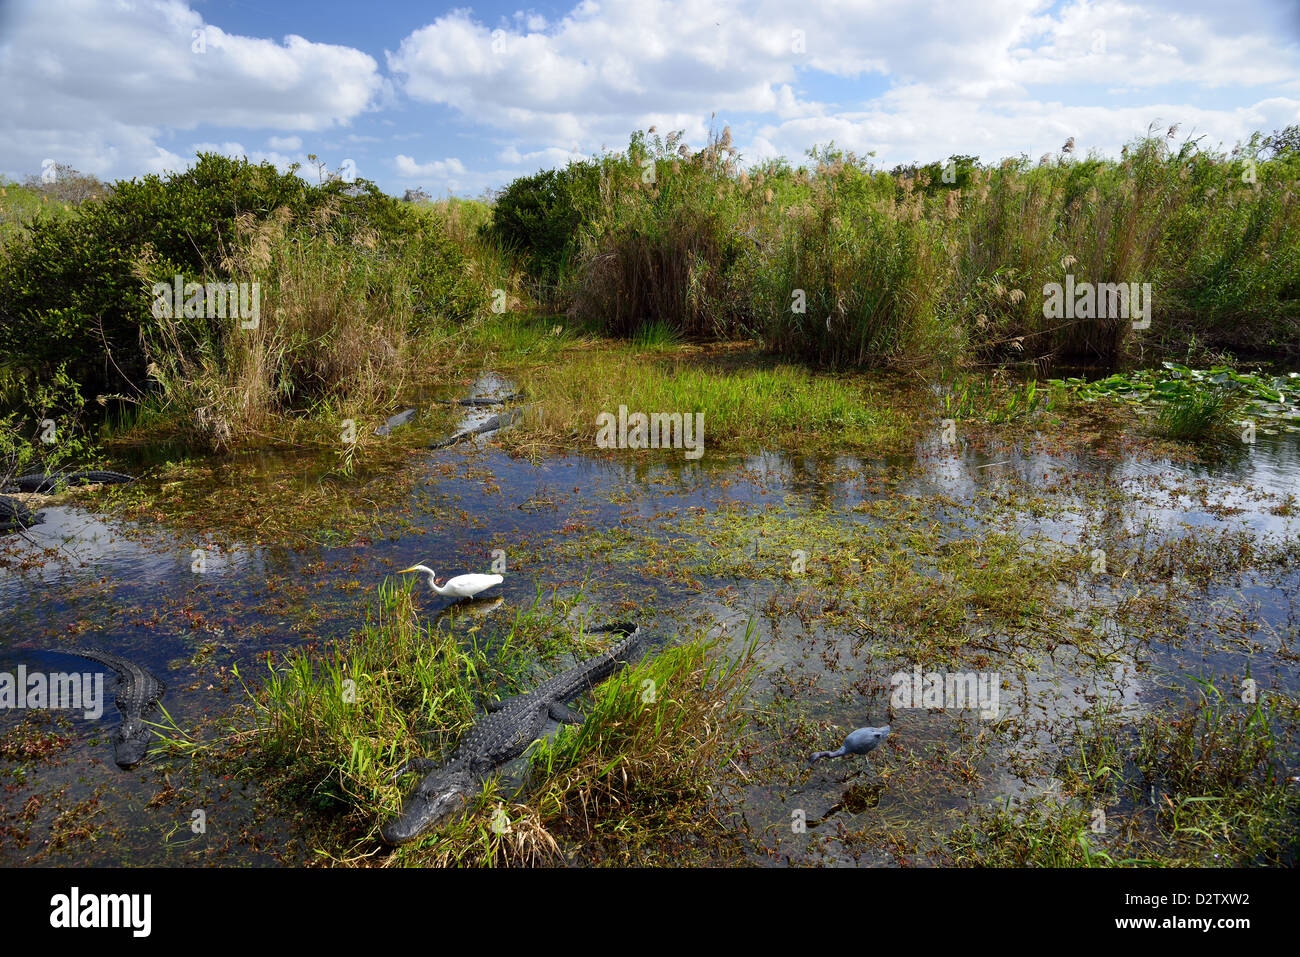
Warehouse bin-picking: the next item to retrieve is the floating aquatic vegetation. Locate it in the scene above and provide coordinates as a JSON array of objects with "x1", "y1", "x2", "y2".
[{"x1": 1051, "y1": 363, "x2": 1300, "y2": 432}]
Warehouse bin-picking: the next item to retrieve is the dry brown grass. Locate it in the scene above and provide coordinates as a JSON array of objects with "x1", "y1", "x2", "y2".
[{"x1": 134, "y1": 205, "x2": 418, "y2": 450}]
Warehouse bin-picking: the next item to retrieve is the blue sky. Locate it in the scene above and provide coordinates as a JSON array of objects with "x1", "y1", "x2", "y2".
[{"x1": 2, "y1": 0, "x2": 1298, "y2": 196}]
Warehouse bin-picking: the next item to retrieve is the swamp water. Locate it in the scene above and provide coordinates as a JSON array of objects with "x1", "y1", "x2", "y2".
[{"x1": 1, "y1": 383, "x2": 1297, "y2": 865}]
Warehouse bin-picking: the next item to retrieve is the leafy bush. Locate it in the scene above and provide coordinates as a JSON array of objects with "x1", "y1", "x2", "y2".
[
  {"x1": 0, "y1": 365, "x2": 95, "y2": 489},
  {"x1": 482, "y1": 163, "x2": 601, "y2": 284},
  {"x1": 0, "y1": 153, "x2": 482, "y2": 403}
]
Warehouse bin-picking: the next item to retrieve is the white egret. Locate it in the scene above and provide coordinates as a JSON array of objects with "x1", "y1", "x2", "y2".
[{"x1": 399, "y1": 564, "x2": 503, "y2": 599}]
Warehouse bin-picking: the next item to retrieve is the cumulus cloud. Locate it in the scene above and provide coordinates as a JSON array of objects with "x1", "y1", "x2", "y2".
[
  {"x1": 498, "y1": 144, "x2": 590, "y2": 166},
  {"x1": 388, "y1": 0, "x2": 1300, "y2": 173},
  {"x1": 0, "y1": 0, "x2": 386, "y2": 181},
  {"x1": 2, "y1": 0, "x2": 1297, "y2": 192},
  {"x1": 394, "y1": 154, "x2": 468, "y2": 177}
]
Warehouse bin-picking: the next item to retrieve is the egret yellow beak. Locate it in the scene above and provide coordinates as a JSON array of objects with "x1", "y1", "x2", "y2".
[{"x1": 398, "y1": 565, "x2": 421, "y2": 574}]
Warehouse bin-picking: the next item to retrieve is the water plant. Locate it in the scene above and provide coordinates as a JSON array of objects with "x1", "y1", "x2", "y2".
[
  {"x1": 1051, "y1": 362, "x2": 1299, "y2": 440},
  {"x1": 954, "y1": 681, "x2": 1300, "y2": 866},
  {"x1": 941, "y1": 374, "x2": 1054, "y2": 423},
  {"x1": 1154, "y1": 387, "x2": 1242, "y2": 441}
]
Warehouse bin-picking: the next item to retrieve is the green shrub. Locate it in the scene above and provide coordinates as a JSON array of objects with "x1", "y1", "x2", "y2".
[
  {"x1": 0, "y1": 365, "x2": 95, "y2": 488},
  {"x1": 0, "y1": 153, "x2": 482, "y2": 403},
  {"x1": 483, "y1": 162, "x2": 601, "y2": 285}
]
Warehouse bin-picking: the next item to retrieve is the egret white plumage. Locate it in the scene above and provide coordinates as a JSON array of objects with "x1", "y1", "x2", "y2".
[
  {"x1": 399, "y1": 564, "x2": 503, "y2": 599},
  {"x1": 810, "y1": 724, "x2": 891, "y2": 764}
]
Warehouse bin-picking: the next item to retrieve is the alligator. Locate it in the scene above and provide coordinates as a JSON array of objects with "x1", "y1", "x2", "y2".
[
  {"x1": 375, "y1": 408, "x2": 417, "y2": 436},
  {"x1": 428, "y1": 406, "x2": 523, "y2": 450},
  {"x1": 433, "y1": 391, "x2": 526, "y2": 407},
  {"x1": 380, "y1": 621, "x2": 640, "y2": 846},
  {"x1": 50, "y1": 648, "x2": 165, "y2": 768},
  {"x1": 0, "y1": 495, "x2": 44, "y2": 534},
  {"x1": 4, "y1": 469, "x2": 136, "y2": 493}
]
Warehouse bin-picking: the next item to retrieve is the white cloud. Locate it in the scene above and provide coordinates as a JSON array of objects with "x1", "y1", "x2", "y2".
[
  {"x1": 2, "y1": 0, "x2": 1297, "y2": 192},
  {"x1": 387, "y1": 0, "x2": 1300, "y2": 172},
  {"x1": 394, "y1": 154, "x2": 468, "y2": 177},
  {"x1": 499, "y1": 144, "x2": 590, "y2": 166},
  {"x1": 753, "y1": 87, "x2": 1300, "y2": 170},
  {"x1": 0, "y1": 0, "x2": 386, "y2": 181}
]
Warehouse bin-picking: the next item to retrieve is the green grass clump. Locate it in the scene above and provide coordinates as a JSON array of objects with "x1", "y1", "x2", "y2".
[
  {"x1": 250, "y1": 579, "x2": 497, "y2": 826},
  {"x1": 529, "y1": 627, "x2": 757, "y2": 852},
  {"x1": 949, "y1": 801, "x2": 1149, "y2": 867},
  {"x1": 755, "y1": 161, "x2": 960, "y2": 370},
  {"x1": 1155, "y1": 388, "x2": 1242, "y2": 441},
  {"x1": 1130, "y1": 684, "x2": 1298, "y2": 863},
  {"x1": 942, "y1": 374, "x2": 1054, "y2": 423},
  {"x1": 566, "y1": 129, "x2": 759, "y2": 341},
  {"x1": 955, "y1": 683, "x2": 1300, "y2": 866},
  {"x1": 238, "y1": 578, "x2": 755, "y2": 865},
  {"x1": 631, "y1": 318, "x2": 684, "y2": 349},
  {"x1": 502, "y1": 348, "x2": 921, "y2": 456}
]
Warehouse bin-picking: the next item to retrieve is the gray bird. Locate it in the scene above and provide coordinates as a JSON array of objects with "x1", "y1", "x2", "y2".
[{"x1": 810, "y1": 724, "x2": 891, "y2": 764}]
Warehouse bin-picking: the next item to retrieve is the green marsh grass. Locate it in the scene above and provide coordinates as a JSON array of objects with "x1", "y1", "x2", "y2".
[
  {"x1": 755, "y1": 165, "x2": 959, "y2": 370},
  {"x1": 631, "y1": 318, "x2": 684, "y2": 349},
  {"x1": 955, "y1": 682, "x2": 1300, "y2": 866},
  {"x1": 941, "y1": 373, "x2": 1054, "y2": 424},
  {"x1": 238, "y1": 577, "x2": 757, "y2": 864},
  {"x1": 529, "y1": 624, "x2": 758, "y2": 841},
  {"x1": 1155, "y1": 388, "x2": 1243, "y2": 441},
  {"x1": 501, "y1": 348, "x2": 923, "y2": 457},
  {"x1": 520, "y1": 126, "x2": 1300, "y2": 368}
]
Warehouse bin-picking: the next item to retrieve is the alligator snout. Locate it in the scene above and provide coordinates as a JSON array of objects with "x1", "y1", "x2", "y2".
[
  {"x1": 379, "y1": 807, "x2": 432, "y2": 846},
  {"x1": 114, "y1": 722, "x2": 154, "y2": 768},
  {"x1": 380, "y1": 770, "x2": 474, "y2": 846}
]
